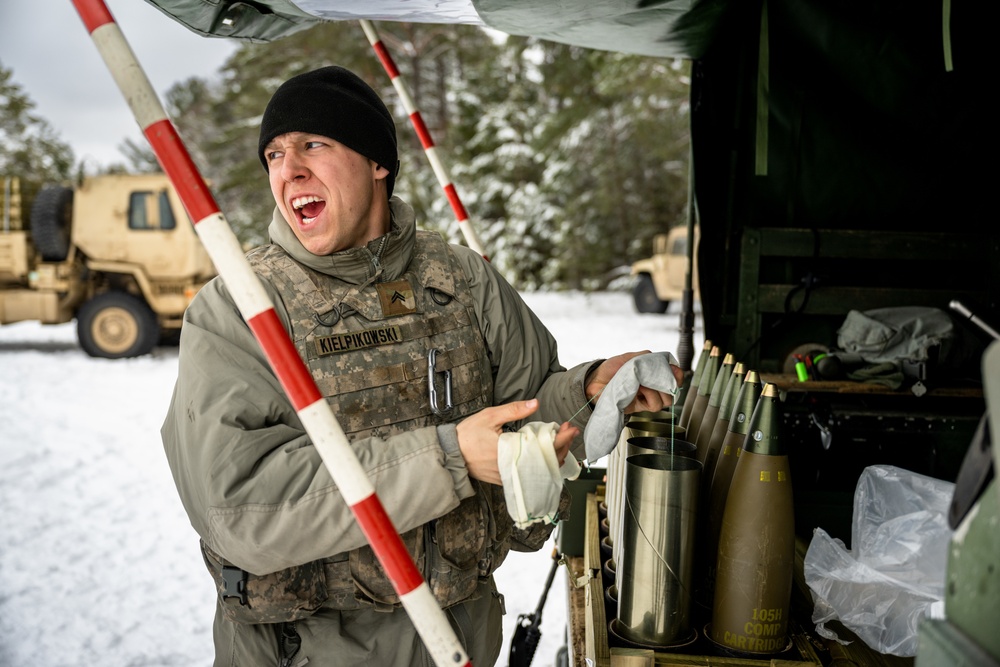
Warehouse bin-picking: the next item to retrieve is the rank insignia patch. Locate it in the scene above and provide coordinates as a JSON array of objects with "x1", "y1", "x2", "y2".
[{"x1": 377, "y1": 279, "x2": 417, "y2": 317}]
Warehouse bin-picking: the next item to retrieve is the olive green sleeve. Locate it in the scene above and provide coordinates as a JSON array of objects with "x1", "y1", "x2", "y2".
[{"x1": 449, "y1": 246, "x2": 601, "y2": 455}]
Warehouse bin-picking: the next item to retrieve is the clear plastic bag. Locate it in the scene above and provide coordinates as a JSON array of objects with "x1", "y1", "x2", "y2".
[{"x1": 804, "y1": 464, "x2": 955, "y2": 656}]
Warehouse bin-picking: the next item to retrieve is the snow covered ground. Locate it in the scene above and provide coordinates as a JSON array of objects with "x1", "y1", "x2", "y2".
[{"x1": 0, "y1": 290, "x2": 702, "y2": 667}]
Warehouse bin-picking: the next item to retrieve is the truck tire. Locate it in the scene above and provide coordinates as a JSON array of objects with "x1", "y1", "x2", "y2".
[
  {"x1": 76, "y1": 292, "x2": 159, "y2": 359},
  {"x1": 30, "y1": 184, "x2": 74, "y2": 261},
  {"x1": 633, "y1": 274, "x2": 669, "y2": 314}
]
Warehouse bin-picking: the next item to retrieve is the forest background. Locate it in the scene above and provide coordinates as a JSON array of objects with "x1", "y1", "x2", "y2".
[{"x1": 1, "y1": 20, "x2": 691, "y2": 291}]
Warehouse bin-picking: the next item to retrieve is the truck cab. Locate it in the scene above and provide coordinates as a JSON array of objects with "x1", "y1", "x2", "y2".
[{"x1": 0, "y1": 173, "x2": 216, "y2": 358}]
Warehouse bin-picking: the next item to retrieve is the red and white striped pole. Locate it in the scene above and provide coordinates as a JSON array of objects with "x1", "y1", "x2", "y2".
[
  {"x1": 70, "y1": 2, "x2": 471, "y2": 665},
  {"x1": 361, "y1": 20, "x2": 489, "y2": 260}
]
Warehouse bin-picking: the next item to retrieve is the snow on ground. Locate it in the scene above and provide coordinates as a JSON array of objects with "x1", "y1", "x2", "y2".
[{"x1": 0, "y1": 290, "x2": 702, "y2": 667}]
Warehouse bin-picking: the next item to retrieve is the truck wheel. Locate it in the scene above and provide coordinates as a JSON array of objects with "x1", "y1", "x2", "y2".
[
  {"x1": 633, "y1": 274, "x2": 669, "y2": 314},
  {"x1": 30, "y1": 184, "x2": 74, "y2": 261},
  {"x1": 77, "y1": 292, "x2": 158, "y2": 359}
]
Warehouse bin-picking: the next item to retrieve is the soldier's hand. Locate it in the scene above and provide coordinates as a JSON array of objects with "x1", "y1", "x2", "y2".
[
  {"x1": 585, "y1": 350, "x2": 684, "y2": 414},
  {"x1": 456, "y1": 399, "x2": 579, "y2": 485},
  {"x1": 550, "y1": 421, "x2": 578, "y2": 469}
]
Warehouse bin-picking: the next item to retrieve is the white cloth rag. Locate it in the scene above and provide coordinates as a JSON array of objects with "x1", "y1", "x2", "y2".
[
  {"x1": 498, "y1": 421, "x2": 581, "y2": 529},
  {"x1": 583, "y1": 351, "x2": 680, "y2": 462}
]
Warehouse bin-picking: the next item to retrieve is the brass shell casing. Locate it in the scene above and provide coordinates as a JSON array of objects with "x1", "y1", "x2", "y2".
[
  {"x1": 694, "y1": 353, "x2": 736, "y2": 465},
  {"x1": 710, "y1": 384, "x2": 794, "y2": 655},
  {"x1": 683, "y1": 345, "x2": 720, "y2": 454},
  {"x1": 701, "y1": 361, "x2": 746, "y2": 487},
  {"x1": 707, "y1": 370, "x2": 763, "y2": 518},
  {"x1": 677, "y1": 339, "x2": 713, "y2": 430}
]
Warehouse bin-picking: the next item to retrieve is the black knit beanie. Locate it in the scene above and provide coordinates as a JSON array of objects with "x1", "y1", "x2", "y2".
[{"x1": 258, "y1": 66, "x2": 399, "y2": 198}]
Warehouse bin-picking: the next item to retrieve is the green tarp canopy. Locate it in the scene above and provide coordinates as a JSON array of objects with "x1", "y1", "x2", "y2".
[{"x1": 144, "y1": 0, "x2": 994, "y2": 367}]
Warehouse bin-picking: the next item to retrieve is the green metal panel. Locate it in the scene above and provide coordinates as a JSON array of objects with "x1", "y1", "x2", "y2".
[
  {"x1": 917, "y1": 480, "x2": 1000, "y2": 666},
  {"x1": 942, "y1": 480, "x2": 1000, "y2": 660},
  {"x1": 731, "y1": 227, "x2": 996, "y2": 372},
  {"x1": 917, "y1": 618, "x2": 1000, "y2": 667}
]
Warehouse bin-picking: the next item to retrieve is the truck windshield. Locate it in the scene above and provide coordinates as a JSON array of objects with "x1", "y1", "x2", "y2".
[{"x1": 129, "y1": 190, "x2": 176, "y2": 231}]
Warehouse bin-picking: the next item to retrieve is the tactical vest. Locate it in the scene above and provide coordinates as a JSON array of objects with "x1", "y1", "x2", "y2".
[{"x1": 204, "y1": 230, "x2": 552, "y2": 624}]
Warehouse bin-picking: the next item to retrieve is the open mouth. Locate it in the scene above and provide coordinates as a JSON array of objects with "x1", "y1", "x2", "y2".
[{"x1": 291, "y1": 195, "x2": 326, "y2": 224}]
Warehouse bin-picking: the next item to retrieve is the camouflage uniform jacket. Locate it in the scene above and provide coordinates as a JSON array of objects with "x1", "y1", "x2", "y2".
[{"x1": 161, "y1": 198, "x2": 598, "y2": 666}]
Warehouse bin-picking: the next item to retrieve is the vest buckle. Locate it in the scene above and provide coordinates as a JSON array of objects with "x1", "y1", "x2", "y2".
[{"x1": 221, "y1": 565, "x2": 249, "y2": 606}]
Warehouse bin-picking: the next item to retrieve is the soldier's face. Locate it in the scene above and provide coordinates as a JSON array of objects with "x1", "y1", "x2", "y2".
[{"x1": 264, "y1": 132, "x2": 390, "y2": 256}]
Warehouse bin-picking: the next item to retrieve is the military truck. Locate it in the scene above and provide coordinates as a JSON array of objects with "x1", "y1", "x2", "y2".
[
  {"x1": 629, "y1": 225, "x2": 699, "y2": 314},
  {"x1": 0, "y1": 173, "x2": 216, "y2": 358}
]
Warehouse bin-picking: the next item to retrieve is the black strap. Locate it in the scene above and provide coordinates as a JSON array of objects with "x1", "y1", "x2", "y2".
[
  {"x1": 278, "y1": 623, "x2": 302, "y2": 667},
  {"x1": 949, "y1": 414, "x2": 995, "y2": 529}
]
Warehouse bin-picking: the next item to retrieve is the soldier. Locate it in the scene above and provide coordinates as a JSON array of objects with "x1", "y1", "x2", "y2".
[{"x1": 161, "y1": 65, "x2": 680, "y2": 667}]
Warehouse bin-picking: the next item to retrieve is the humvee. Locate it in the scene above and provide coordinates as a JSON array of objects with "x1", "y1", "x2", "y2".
[{"x1": 630, "y1": 225, "x2": 700, "y2": 314}]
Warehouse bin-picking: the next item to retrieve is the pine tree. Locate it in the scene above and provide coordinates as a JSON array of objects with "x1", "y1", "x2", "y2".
[
  {"x1": 153, "y1": 23, "x2": 692, "y2": 290},
  {"x1": 0, "y1": 61, "x2": 75, "y2": 209}
]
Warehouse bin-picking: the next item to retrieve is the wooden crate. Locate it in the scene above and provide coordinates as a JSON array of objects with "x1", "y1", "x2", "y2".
[
  {"x1": 566, "y1": 490, "x2": 826, "y2": 667},
  {"x1": 564, "y1": 489, "x2": 915, "y2": 667}
]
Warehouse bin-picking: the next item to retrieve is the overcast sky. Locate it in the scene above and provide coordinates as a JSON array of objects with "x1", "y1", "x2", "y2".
[{"x1": 1, "y1": 0, "x2": 240, "y2": 169}]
